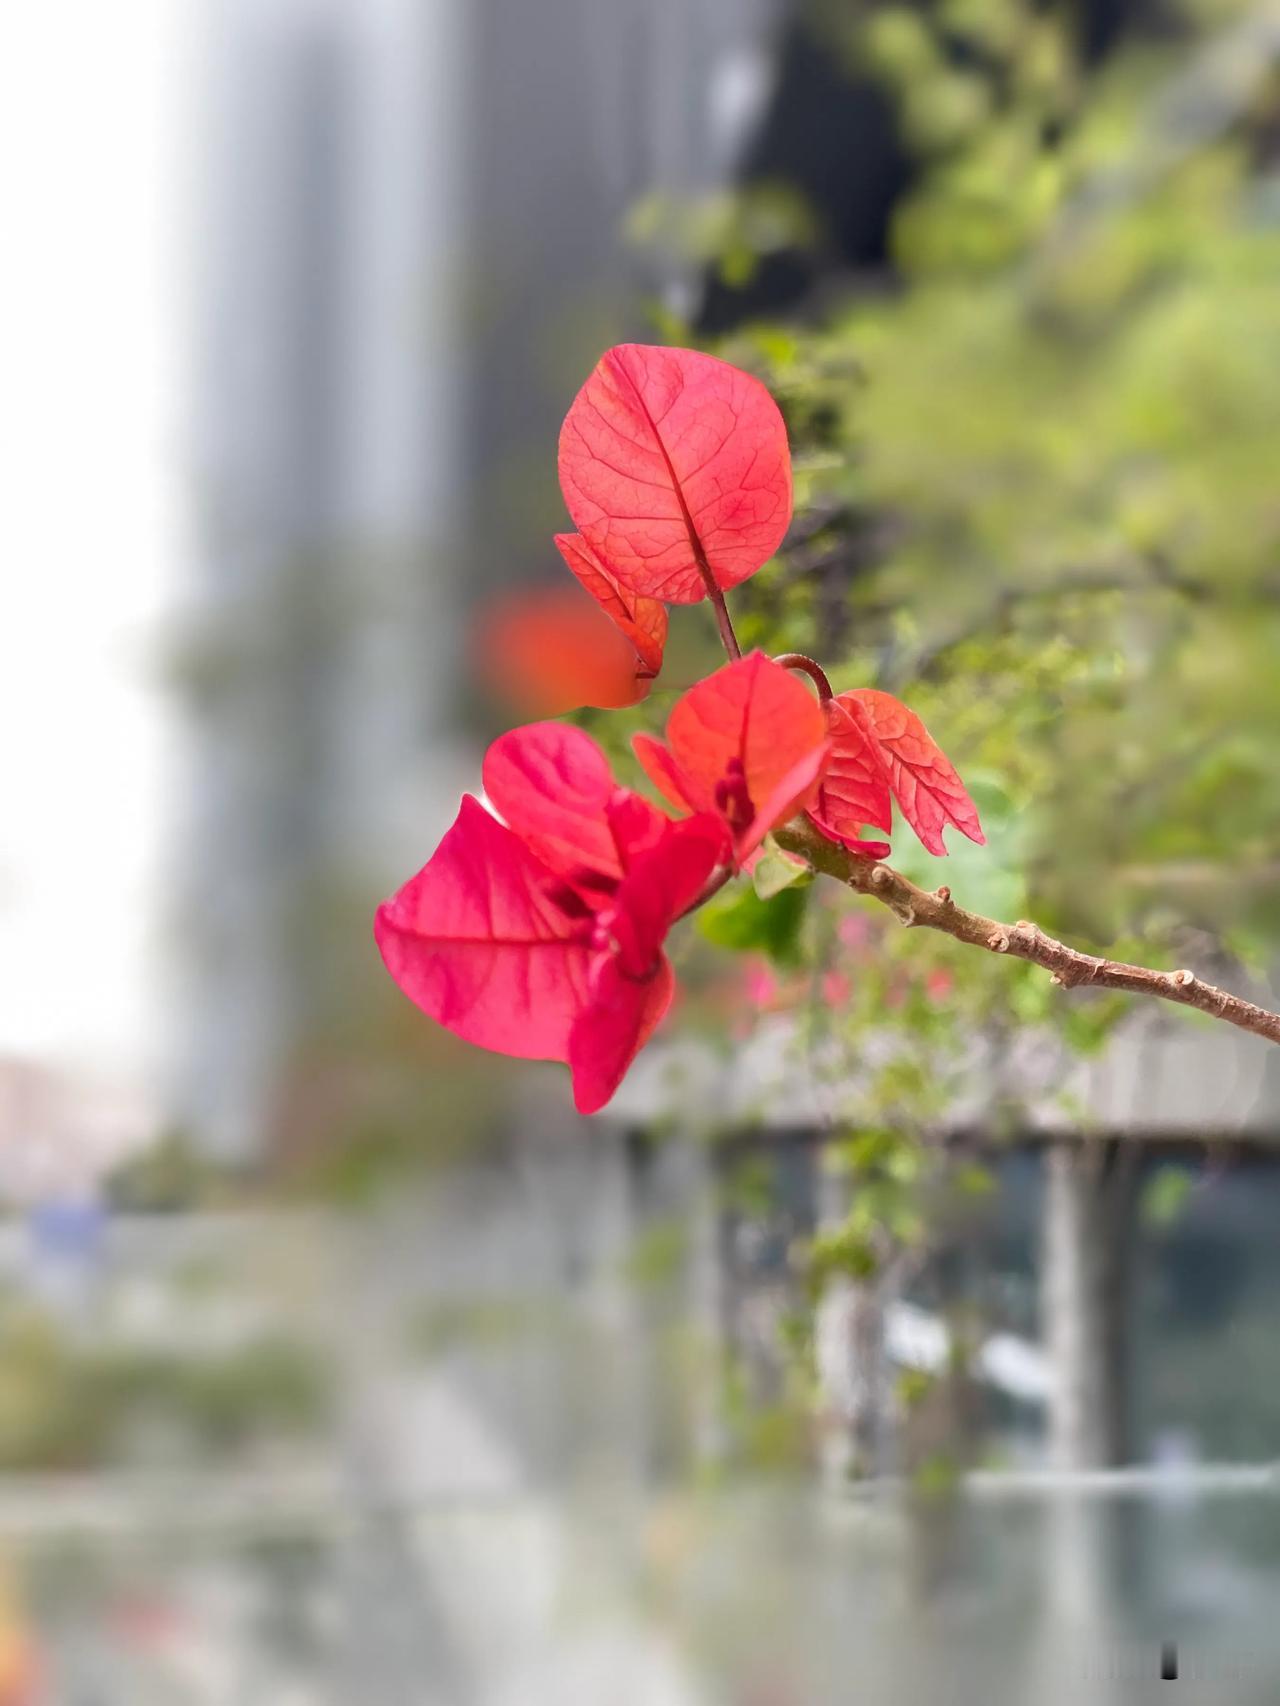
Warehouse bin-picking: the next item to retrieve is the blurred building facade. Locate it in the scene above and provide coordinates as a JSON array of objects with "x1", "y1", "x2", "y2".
[
  {"x1": 187, "y1": 0, "x2": 465, "y2": 1158},
  {"x1": 184, "y1": 0, "x2": 790, "y2": 1160}
]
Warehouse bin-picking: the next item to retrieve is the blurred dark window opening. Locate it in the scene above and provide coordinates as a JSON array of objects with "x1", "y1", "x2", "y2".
[{"x1": 698, "y1": 0, "x2": 1155, "y2": 333}]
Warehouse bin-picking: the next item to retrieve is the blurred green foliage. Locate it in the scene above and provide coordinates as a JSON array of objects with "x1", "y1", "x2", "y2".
[
  {"x1": 107, "y1": 1132, "x2": 229, "y2": 1214},
  {"x1": 0, "y1": 1304, "x2": 329, "y2": 1472},
  {"x1": 626, "y1": 181, "x2": 822, "y2": 291},
  {"x1": 622, "y1": 0, "x2": 1280, "y2": 1465},
  {"x1": 1141, "y1": 1162, "x2": 1197, "y2": 1229},
  {"x1": 727, "y1": 0, "x2": 1280, "y2": 952},
  {"x1": 639, "y1": 0, "x2": 1280, "y2": 1113}
]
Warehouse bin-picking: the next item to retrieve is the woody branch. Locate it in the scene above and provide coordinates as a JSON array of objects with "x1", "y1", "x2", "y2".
[{"x1": 773, "y1": 818, "x2": 1280, "y2": 1048}]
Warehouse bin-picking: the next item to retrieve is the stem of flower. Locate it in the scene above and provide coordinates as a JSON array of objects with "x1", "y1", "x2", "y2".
[
  {"x1": 772, "y1": 652, "x2": 833, "y2": 704},
  {"x1": 696, "y1": 557, "x2": 742, "y2": 661},
  {"x1": 707, "y1": 584, "x2": 742, "y2": 661}
]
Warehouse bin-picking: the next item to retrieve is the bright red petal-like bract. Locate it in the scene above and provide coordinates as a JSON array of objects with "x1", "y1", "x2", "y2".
[
  {"x1": 630, "y1": 732, "x2": 696, "y2": 816},
  {"x1": 658, "y1": 652, "x2": 827, "y2": 816},
  {"x1": 374, "y1": 795, "x2": 592, "y2": 1065},
  {"x1": 554, "y1": 533, "x2": 668, "y2": 679},
  {"x1": 846, "y1": 689, "x2": 985, "y2": 857},
  {"x1": 633, "y1": 652, "x2": 828, "y2": 860},
  {"x1": 569, "y1": 957, "x2": 673, "y2": 1116},
  {"x1": 558, "y1": 344, "x2": 792, "y2": 605},
  {"x1": 808, "y1": 697, "x2": 894, "y2": 859},
  {"x1": 741, "y1": 742, "x2": 832, "y2": 863},
  {"x1": 482, "y1": 721, "x2": 664, "y2": 893},
  {"x1": 569, "y1": 813, "x2": 725, "y2": 1114},
  {"x1": 605, "y1": 813, "x2": 730, "y2": 977}
]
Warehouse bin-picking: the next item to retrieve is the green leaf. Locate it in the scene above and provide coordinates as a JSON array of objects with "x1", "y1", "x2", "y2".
[
  {"x1": 696, "y1": 882, "x2": 809, "y2": 967},
  {"x1": 752, "y1": 837, "x2": 813, "y2": 900}
]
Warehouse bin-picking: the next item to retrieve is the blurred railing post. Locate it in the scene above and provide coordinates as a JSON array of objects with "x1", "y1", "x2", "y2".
[
  {"x1": 816, "y1": 1149, "x2": 892, "y2": 1485},
  {"x1": 1042, "y1": 1141, "x2": 1137, "y2": 1470}
]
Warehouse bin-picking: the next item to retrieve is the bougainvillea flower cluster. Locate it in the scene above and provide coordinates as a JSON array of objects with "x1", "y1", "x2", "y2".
[
  {"x1": 375, "y1": 722, "x2": 728, "y2": 1113},
  {"x1": 376, "y1": 344, "x2": 984, "y2": 1110},
  {"x1": 635, "y1": 652, "x2": 829, "y2": 864}
]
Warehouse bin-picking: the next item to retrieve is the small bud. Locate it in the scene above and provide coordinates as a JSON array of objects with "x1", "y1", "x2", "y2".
[
  {"x1": 988, "y1": 930, "x2": 1010, "y2": 953},
  {"x1": 934, "y1": 885, "x2": 951, "y2": 904},
  {"x1": 1173, "y1": 968, "x2": 1196, "y2": 988}
]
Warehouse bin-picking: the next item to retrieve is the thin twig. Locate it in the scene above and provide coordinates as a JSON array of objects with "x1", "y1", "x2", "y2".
[
  {"x1": 676, "y1": 864, "x2": 733, "y2": 922},
  {"x1": 772, "y1": 819, "x2": 1280, "y2": 1047},
  {"x1": 702, "y1": 574, "x2": 742, "y2": 660},
  {"x1": 772, "y1": 652, "x2": 833, "y2": 703}
]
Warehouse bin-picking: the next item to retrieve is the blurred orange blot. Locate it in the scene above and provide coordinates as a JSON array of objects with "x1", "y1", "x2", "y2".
[
  {"x1": 474, "y1": 583, "x2": 652, "y2": 715},
  {"x1": 0, "y1": 1638, "x2": 39, "y2": 1706},
  {"x1": 0, "y1": 1572, "x2": 41, "y2": 1706}
]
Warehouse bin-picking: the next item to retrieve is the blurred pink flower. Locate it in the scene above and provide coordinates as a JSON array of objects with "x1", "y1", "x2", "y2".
[{"x1": 744, "y1": 959, "x2": 779, "y2": 1008}]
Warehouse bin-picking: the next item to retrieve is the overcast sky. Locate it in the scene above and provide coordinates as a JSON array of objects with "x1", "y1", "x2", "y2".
[{"x1": 0, "y1": 6, "x2": 189, "y2": 1090}]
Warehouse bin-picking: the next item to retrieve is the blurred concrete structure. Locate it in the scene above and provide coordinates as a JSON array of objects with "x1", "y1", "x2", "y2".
[
  {"x1": 186, "y1": 0, "x2": 465, "y2": 1158},
  {"x1": 0, "y1": 1156, "x2": 1278, "y2": 1701},
  {"x1": 184, "y1": 0, "x2": 789, "y2": 1160},
  {"x1": 615, "y1": 1004, "x2": 1280, "y2": 1472}
]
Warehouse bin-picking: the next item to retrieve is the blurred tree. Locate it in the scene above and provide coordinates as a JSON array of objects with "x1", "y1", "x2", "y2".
[{"x1": 628, "y1": 0, "x2": 1280, "y2": 1473}]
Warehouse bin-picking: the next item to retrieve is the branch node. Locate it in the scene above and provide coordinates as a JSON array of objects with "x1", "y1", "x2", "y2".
[
  {"x1": 988, "y1": 930, "x2": 1011, "y2": 953},
  {"x1": 870, "y1": 866, "x2": 892, "y2": 890},
  {"x1": 1049, "y1": 973, "x2": 1064, "y2": 986},
  {"x1": 1172, "y1": 968, "x2": 1196, "y2": 988},
  {"x1": 934, "y1": 885, "x2": 952, "y2": 905}
]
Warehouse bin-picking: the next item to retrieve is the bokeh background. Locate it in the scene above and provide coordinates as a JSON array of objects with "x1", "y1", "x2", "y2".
[{"x1": 4, "y1": 0, "x2": 1280, "y2": 1699}]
